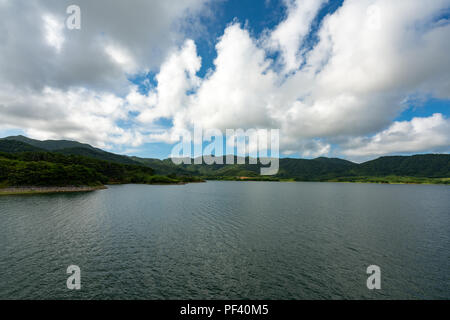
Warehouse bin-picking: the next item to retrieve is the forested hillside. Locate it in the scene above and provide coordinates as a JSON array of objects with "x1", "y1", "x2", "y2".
[
  {"x1": 1, "y1": 136, "x2": 449, "y2": 185},
  {"x1": 0, "y1": 151, "x2": 201, "y2": 187}
]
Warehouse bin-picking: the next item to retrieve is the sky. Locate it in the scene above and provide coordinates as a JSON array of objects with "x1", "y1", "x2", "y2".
[{"x1": 0, "y1": 0, "x2": 449, "y2": 161}]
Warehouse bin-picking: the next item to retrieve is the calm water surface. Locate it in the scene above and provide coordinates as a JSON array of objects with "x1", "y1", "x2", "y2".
[{"x1": 0, "y1": 182, "x2": 449, "y2": 299}]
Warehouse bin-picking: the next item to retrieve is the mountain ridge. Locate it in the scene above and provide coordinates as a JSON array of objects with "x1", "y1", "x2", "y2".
[
  {"x1": 1, "y1": 136, "x2": 449, "y2": 182},
  {"x1": 1, "y1": 136, "x2": 140, "y2": 165}
]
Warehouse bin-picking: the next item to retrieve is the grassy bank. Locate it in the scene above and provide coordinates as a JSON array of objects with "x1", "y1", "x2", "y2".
[
  {"x1": 324, "y1": 176, "x2": 450, "y2": 185},
  {"x1": 206, "y1": 175, "x2": 450, "y2": 185}
]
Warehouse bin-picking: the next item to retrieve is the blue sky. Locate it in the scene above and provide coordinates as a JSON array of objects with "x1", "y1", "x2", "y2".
[
  {"x1": 0, "y1": 0, "x2": 449, "y2": 161},
  {"x1": 125, "y1": 0, "x2": 331, "y2": 159},
  {"x1": 396, "y1": 98, "x2": 450, "y2": 122},
  {"x1": 125, "y1": 0, "x2": 449, "y2": 160}
]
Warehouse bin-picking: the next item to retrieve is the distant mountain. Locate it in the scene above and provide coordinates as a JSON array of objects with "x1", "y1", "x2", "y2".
[
  {"x1": 276, "y1": 158, "x2": 357, "y2": 180},
  {"x1": 2, "y1": 136, "x2": 449, "y2": 182},
  {"x1": 1, "y1": 136, "x2": 140, "y2": 165},
  {"x1": 0, "y1": 140, "x2": 46, "y2": 153},
  {"x1": 52, "y1": 147, "x2": 140, "y2": 165},
  {"x1": 2, "y1": 135, "x2": 97, "y2": 151},
  {"x1": 134, "y1": 154, "x2": 449, "y2": 181},
  {"x1": 354, "y1": 154, "x2": 450, "y2": 178}
]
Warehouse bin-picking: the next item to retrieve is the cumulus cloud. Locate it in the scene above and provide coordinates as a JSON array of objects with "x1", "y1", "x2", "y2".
[
  {"x1": 267, "y1": 0, "x2": 327, "y2": 73},
  {"x1": 187, "y1": 25, "x2": 277, "y2": 130},
  {"x1": 136, "y1": 39, "x2": 202, "y2": 125},
  {"x1": 131, "y1": 0, "x2": 449, "y2": 158},
  {"x1": 0, "y1": 84, "x2": 129, "y2": 148},
  {"x1": 0, "y1": 0, "x2": 211, "y2": 91},
  {"x1": 0, "y1": 0, "x2": 212, "y2": 147},
  {"x1": 342, "y1": 114, "x2": 450, "y2": 158},
  {"x1": 43, "y1": 14, "x2": 65, "y2": 52},
  {"x1": 0, "y1": 0, "x2": 449, "y2": 159}
]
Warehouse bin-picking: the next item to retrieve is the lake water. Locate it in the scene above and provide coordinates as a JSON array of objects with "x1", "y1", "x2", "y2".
[{"x1": 0, "y1": 182, "x2": 449, "y2": 300}]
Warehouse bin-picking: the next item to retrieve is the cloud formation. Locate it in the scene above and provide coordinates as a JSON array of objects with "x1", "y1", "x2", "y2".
[
  {"x1": 0, "y1": 0, "x2": 211, "y2": 147},
  {"x1": 343, "y1": 114, "x2": 450, "y2": 158},
  {"x1": 0, "y1": 0, "x2": 449, "y2": 159}
]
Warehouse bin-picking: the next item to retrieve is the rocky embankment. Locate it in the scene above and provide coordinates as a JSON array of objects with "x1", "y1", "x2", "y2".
[{"x1": 0, "y1": 186, "x2": 107, "y2": 195}]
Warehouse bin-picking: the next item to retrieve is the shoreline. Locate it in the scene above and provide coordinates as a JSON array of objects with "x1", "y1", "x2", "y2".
[
  {"x1": 207, "y1": 179, "x2": 450, "y2": 185},
  {"x1": 0, "y1": 186, "x2": 107, "y2": 196},
  {"x1": 0, "y1": 180, "x2": 207, "y2": 195},
  {"x1": 1, "y1": 178, "x2": 447, "y2": 196}
]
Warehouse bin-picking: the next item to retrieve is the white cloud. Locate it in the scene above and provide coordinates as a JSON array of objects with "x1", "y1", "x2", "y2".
[
  {"x1": 43, "y1": 14, "x2": 65, "y2": 52},
  {"x1": 0, "y1": 0, "x2": 212, "y2": 150},
  {"x1": 105, "y1": 44, "x2": 138, "y2": 74},
  {"x1": 342, "y1": 114, "x2": 450, "y2": 157},
  {"x1": 187, "y1": 24, "x2": 277, "y2": 130},
  {"x1": 136, "y1": 39, "x2": 201, "y2": 124},
  {"x1": 267, "y1": 0, "x2": 327, "y2": 73},
  {"x1": 0, "y1": 0, "x2": 212, "y2": 92},
  {"x1": 0, "y1": 84, "x2": 144, "y2": 149},
  {"x1": 0, "y1": 0, "x2": 449, "y2": 159},
  {"x1": 132, "y1": 0, "x2": 449, "y2": 159}
]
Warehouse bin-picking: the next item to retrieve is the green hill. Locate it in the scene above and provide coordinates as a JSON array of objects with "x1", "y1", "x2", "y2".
[
  {"x1": 2, "y1": 135, "x2": 98, "y2": 151},
  {"x1": 54, "y1": 147, "x2": 140, "y2": 165},
  {"x1": 1, "y1": 136, "x2": 449, "y2": 185},
  {"x1": 134, "y1": 154, "x2": 449, "y2": 183},
  {"x1": 353, "y1": 155, "x2": 450, "y2": 178},
  {"x1": 0, "y1": 151, "x2": 196, "y2": 187},
  {"x1": 0, "y1": 137, "x2": 206, "y2": 187},
  {"x1": 0, "y1": 140, "x2": 46, "y2": 153},
  {"x1": 276, "y1": 158, "x2": 357, "y2": 180},
  {"x1": 1, "y1": 136, "x2": 140, "y2": 165}
]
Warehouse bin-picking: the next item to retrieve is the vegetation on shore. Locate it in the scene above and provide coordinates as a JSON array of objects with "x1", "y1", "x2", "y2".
[
  {"x1": 0, "y1": 136, "x2": 449, "y2": 189},
  {"x1": 134, "y1": 155, "x2": 450, "y2": 185},
  {"x1": 325, "y1": 176, "x2": 450, "y2": 185},
  {"x1": 0, "y1": 151, "x2": 203, "y2": 190},
  {"x1": 205, "y1": 175, "x2": 450, "y2": 184}
]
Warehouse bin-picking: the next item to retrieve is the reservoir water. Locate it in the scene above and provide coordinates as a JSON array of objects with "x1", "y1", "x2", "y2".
[{"x1": 0, "y1": 182, "x2": 449, "y2": 299}]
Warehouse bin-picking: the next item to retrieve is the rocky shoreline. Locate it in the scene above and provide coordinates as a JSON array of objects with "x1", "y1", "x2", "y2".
[{"x1": 0, "y1": 186, "x2": 107, "y2": 195}]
